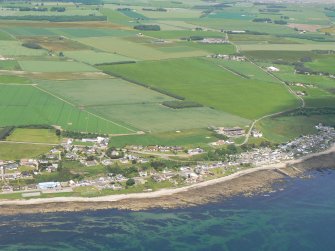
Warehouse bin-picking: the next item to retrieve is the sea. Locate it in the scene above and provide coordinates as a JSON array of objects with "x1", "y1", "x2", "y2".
[{"x1": 1, "y1": 168, "x2": 335, "y2": 251}]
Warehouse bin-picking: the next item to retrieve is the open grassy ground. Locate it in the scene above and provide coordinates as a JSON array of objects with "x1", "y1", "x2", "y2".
[
  {"x1": 0, "y1": 142, "x2": 52, "y2": 160},
  {"x1": 0, "y1": 85, "x2": 135, "y2": 134},
  {"x1": 110, "y1": 128, "x2": 214, "y2": 148},
  {"x1": 216, "y1": 59, "x2": 280, "y2": 83},
  {"x1": 76, "y1": 36, "x2": 208, "y2": 60},
  {"x1": 100, "y1": 58, "x2": 299, "y2": 119},
  {"x1": 64, "y1": 50, "x2": 136, "y2": 65},
  {"x1": 0, "y1": 75, "x2": 30, "y2": 84},
  {"x1": 18, "y1": 60, "x2": 98, "y2": 73},
  {"x1": 6, "y1": 128, "x2": 60, "y2": 144},
  {"x1": 258, "y1": 115, "x2": 335, "y2": 143},
  {"x1": 238, "y1": 43, "x2": 335, "y2": 51},
  {"x1": 306, "y1": 55, "x2": 335, "y2": 74},
  {"x1": 0, "y1": 41, "x2": 46, "y2": 56},
  {"x1": 37, "y1": 78, "x2": 250, "y2": 132}
]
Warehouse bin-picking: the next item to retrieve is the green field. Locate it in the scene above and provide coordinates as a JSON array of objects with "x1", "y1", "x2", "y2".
[
  {"x1": 64, "y1": 50, "x2": 136, "y2": 65},
  {"x1": 306, "y1": 56, "x2": 335, "y2": 74},
  {"x1": 6, "y1": 128, "x2": 60, "y2": 144},
  {"x1": 100, "y1": 58, "x2": 299, "y2": 119},
  {"x1": 19, "y1": 60, "x2": 98, "y2": 73},
  {"x1": 37, "y1": 78, "x2": 250, "y2": 132},
  {"x1": 110, "y1": 129, "x2": 215, "y2": 148},
  {"x1": 0, "y1": 85, "x2": 135, "y2": 134},
  {"x1": 0, "y1": 142, "x2": 52, "y2": 160},
  {"x1": 0, "y1": 41, "x2": 46, "y2": 56},
  {"x1": 77, "y1": 36, "x2": 208, "y2": 60}
]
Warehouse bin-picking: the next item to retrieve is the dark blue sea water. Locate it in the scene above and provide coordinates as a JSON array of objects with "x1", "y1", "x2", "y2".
[{"x1": 1, "y1": 169, "x2": 335, "y2": 251}]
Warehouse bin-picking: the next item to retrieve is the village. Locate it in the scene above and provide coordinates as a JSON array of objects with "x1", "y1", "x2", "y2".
[{"x1": 0, "y1": 124, "x2": 334, "y2": 198}]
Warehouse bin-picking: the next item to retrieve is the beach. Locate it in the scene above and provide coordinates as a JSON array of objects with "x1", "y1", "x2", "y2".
[{"x1": 0, "y1": 145, "x2": 334, "y2": 215}]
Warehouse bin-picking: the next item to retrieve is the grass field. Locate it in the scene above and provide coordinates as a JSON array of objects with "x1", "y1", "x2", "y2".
[
  {"x1": 37, "y1": 78, "x2": 250, "y2": 132},
  {"x1": 77, "y1": 36, "x2": 208, "y2": 60},
  {"x1": 306, "y1": 56, "x2": 335, "y2": 74},
  {"x1": 6, "y1": 128, "x2": 60, "y2": 144},
  {"x1": 0, "y1": 41, "x2": 46, "y2": 56},
  {"x1": 110, "y1": 128, "x2": 214, "y2": 147},
  {"x1": 0, "y1": 85, "x2": 135, "y2": 134},
  {"x1": 0, "y1": 75, "x2": 30, "y2": 84},
  {"x1": 238, "y1": 43, "x2": 335, "y2": 51},
  {"x1": 100, "y1": 58, "x2": 299, "y2": 119},
  {"x1": 258, "y1": 115, "x2": 335, "y2": 143},
  {"x1": 64, "y1": 50, "x2": 136, "y2": 65},
  {"x1": 0, "y1": 142, "x2": 52, "y2": 160},
  {"x1": 19, "y1": 60, "x2": 98, "y2": 73},
  {"x1": 0, "y1": 60, "x2": 21, "y2": 71}
]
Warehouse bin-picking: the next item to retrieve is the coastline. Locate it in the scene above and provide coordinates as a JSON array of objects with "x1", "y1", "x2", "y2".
[{"x1": 0, "y1": 145, "x2": 334, "y2": 215}]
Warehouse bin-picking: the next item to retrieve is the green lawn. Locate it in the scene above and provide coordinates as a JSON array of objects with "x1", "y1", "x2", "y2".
[
  {"x1": 100, "y1": 58, "x2": 299, "y2": 119},
  {"x1": 7, "y1": 128, "x2": 60, "y2": 144}
]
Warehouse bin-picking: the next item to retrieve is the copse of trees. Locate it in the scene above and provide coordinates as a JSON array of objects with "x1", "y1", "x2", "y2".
[
  {"x1": 22, "y1": 42, "x2": 42, "y2": 49},
  {"x1": 61, "y1": 131, "x2": 108, "y2": 139},
  {"x1": 274, "y1": 20, "x2": 287, "y2": 25},
  {"x1": 162, "y1": 101, "x2": 203, "y2": 109},
  {"x1": 50, "y1": 6, "x2": 66, "y2": 12},
  {"x1": 252, "y1": 18, "x2": 272, "y2": 23},
  {"x1": 0, "y1": 126, "x2": 15, "y2": 140},
  {"x1": 134, "y1": 25, "x2": 160, "y2": 31}
]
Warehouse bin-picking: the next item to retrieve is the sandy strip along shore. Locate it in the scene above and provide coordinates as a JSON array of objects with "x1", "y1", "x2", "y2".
[{"x1": 0, "y1": 145, "x2": 334, "y2": 215}]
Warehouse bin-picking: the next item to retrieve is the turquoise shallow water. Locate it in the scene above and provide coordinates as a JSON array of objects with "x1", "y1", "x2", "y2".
[{"x1": 1, "y1": 168, "x2": 335, "y2": 251}]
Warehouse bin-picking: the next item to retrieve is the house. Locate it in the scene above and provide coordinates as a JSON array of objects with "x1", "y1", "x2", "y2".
[
  {"x1": 266, "y1": 66, "x2": 280, "y2": 72},
  {"x1": 38, "y1": 182, "x2": 61, "y2": 190}
]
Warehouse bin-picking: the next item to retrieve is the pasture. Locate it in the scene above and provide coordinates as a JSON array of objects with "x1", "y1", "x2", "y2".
[
  {"x1": 6, "y1": 128, "x2": 60, "y2": 144},
  {"x1": 77, "y1": 36, "x2": 208, "y2": 60},
  {"x1": 238, "y1": 43, "x2": 335, "y2": 51},
  {"x1": 0, "y1": 142, "x2": 52, "y2": 160},
  {"x1": 37, "y1": 78, "x2": 250, "y2": 132},
  {"x1": 306, "y1": 56, "x2": 335, "y2": 74},
  {"x1": 100, "y1": 58, "x2": 299, "y2": 119},
  {"x1": 0, "y1": 41, "x2": 46, "y2": 56},
  {"x1": 64, "y1": 50, "x2": 136, "y2": 65},
  {"x1": 19, "y1": 60, "x2": 98, "y2": 73},
  {"x1": 0, "y1": 85, "x2": 135, "y2": 134}
]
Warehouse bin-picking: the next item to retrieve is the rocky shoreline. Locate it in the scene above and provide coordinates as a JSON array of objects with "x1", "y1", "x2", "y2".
[{"x1": 0, "y1": 148, "x2": 334, "y2": 216}]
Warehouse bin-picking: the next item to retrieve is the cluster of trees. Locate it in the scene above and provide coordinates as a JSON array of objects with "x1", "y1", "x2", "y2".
[
  {"x1": 22, "y1": 42, "x2": 42, "y2": 49},
  {"x1": 61, "y1": 131, "x2": 108, "y2": 139},
  {"x1": 50, "y1": 6, "x2": 66, "y2": 12},
  {"x1": 95, "y1": 61, "x2": 136, "y2": 66},
  {"x1": 0, "y1": 126, "x2": 14, "y2": 140},
  {"x1": 162, "y1": 101, "x2": 203, "y2": 109},
  {"x1": 134, "y1": 25, "x2": 160, "y2": 31},
  {"x1": 252, "y1": 18, "x2": 272, "y2": 23},
  {"x1": 18, "y1": 7, "x2": 48, "y2": 11},
  {"x1": 0, "y1": 15, "x2": 107, "y2": 22},
  {"x1": 106, "y1": 164, "x2": 138, "y2": 178},
  {"x1": 274, "y1": 20, "x2": 287, "y2": 25},
  {"x1": 142, "y1": 8, "x2": 167, "y2": 12}
]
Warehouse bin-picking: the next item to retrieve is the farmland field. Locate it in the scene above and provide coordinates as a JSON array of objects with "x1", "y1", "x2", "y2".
[
  {"x1": 0, "y1": 85, "x2": 135, "y2": 134},
  {"x1": 0, "y1": 142, "x2": 52, "y2": 160},
  {"x1": 19, "y1": 60, "x2": 98, "y2": 73},
  {"x1": 100, "y1": 58, "x2": 299, "y2": 119},
  {"x1": 6, "y1": 128, "x2": 60, "y2": 144},
  {"x1": 37, "y1": 78, "x2": 250, "y2": 132}
]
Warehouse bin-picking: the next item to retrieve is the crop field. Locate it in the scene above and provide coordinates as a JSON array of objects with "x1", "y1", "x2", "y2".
[
  {"x1": 0, "y1": 60, "x2": 21, "y2": 71},
  {"x1": 19, "y1": 60, "x2": 98, "y2": 73},
  {"x1": 77, "y1": 36, "x2": 208, "y2": 60},
  {"x1": 110, "y1": 129, "x2": 214, "y2": 148},
  {"x1": 306, "y1": 56, "x2": 335, "y2": 74},
  {"x1": 216, "y1": 60, "x2": 280, "y2": 83},
  {"x1": 0, "y1": 85, "x2": 135, "y2": 134},
  {"x1": 238, "y1": 43, "x2": 335, "y2": 51},
  {"x1": 0, "y1": 41, "x2": 46, "y2": 56},
  {"x1": 37, "y1": 78, "x2": 250, "y2": 132},
  {"x1": 64, "y1": 50, "x2": 137, "y2": 65},
  {"x1": 243, "y1": 51, "x2": 317, "y2": 62},
  {"x1": 100, "y1": 58, "x2": 299, "y2": 119},
  {"x1": 0, "y1": 142, "x2": 52, "y2": 160},
  {"x1": 6, "y1": 128, "x2": 60, "y2": 144}
]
